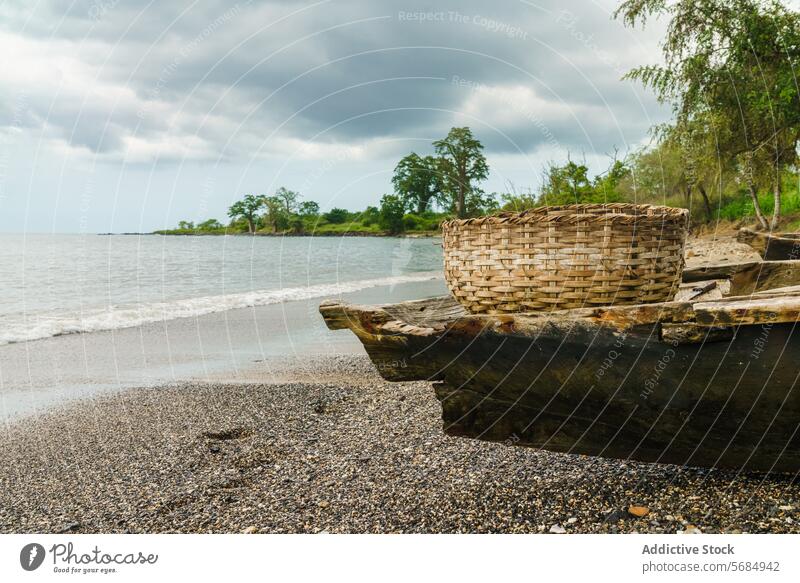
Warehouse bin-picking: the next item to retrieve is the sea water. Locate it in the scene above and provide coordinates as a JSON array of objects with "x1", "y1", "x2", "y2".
[{"x1": 0, "y1": 233, "x2": 443, "y2": 345}]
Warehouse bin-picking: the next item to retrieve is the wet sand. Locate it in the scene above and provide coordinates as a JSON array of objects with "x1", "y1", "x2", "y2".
[{"x1": 0, "y1": 278, "x2": 447, "y2": 420}]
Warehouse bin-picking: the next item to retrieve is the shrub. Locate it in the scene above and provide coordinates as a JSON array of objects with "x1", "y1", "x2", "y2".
[
  {"x1": 379, "y1": 194, "x2": 406, "y2": 234},
  {"x1": 402, "y1": 213, "x2": 423, "y2": 230},
  {"x1": 323, "y1": 208, "x2": 350, "y2": 224}
]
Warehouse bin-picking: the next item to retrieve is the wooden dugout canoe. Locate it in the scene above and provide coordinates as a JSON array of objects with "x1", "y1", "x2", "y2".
[
  {"x1": 320, "y1": 260, "x2": 800, "y2": 472},
  {"x1": 738, "y1": 228, "x2": 800, "y2": 261}
]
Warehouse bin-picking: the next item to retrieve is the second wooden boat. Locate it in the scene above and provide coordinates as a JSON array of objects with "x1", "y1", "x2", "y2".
[{"x1": 738, "y1": 228, "x2": 800, "y2": 261}]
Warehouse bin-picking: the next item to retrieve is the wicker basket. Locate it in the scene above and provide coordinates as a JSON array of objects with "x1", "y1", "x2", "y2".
[{"x1": 441, "y1": 203, "x2": 689, "y2": 313}]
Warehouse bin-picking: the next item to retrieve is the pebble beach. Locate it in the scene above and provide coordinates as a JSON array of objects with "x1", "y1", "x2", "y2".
[{"x1": 2, "y1": 354, "x2": 798, "y2": 534}]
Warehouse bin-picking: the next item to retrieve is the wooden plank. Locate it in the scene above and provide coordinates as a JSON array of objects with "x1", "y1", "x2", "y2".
[
  {"x1": 694, "y1": 295, "x2": 800, "y2": 326},
  {"x1": 682, "y1": 260, "x2": 761, "y2": 282}
]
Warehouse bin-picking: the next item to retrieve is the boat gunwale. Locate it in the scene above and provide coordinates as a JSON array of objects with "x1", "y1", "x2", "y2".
[{"x1": 320, "y1": 259, "x2": 800, "y2": 339}]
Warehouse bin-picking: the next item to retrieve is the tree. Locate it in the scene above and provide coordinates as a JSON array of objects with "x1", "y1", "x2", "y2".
[
  {"x1": 433, "y1": 127, "x2": 489, "y2": 218},
  {"x1": 539, "y1": 160, "x2": 594, "y2": 205},
  {"x1": 593, "y1": 158, "x2": 631, "y2": 202},
  {"x1": 391, "y1": 153, "x2": 444, "y2": 214},
  {"x1": 263, "y1": 196, "x2": 289, "y2": 233},
  {"x1": 615, "y1": 0, "x2": 800, "y2": 229},
  {"x1": 177, "y1": 220, "x2": 195, "y2": 230},
  {"x1": 323, "y1": 208, "x2": 350, "y2": 224},
  {"x1": 274, "y1": 187, "x2": 301, "y2": 215},
  {"x1": 298, "y1": 200, "x2": 320, "y2": 217},
  {"x1": 656, "y1": 115, "x2": 737, "y2": 221},
  {"x1": 227, "y1": 194, "x2": 265, "y2": 234},
  {"x1": 378, "y1": 194, "x2": 406, "y2": 234}
]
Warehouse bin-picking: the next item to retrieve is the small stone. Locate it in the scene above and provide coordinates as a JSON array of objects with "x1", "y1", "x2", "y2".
[
  {"x1": 605, "y1": 510, "x2": 630, "y2": 523},
  {"x1": 567, "y1": 517, "x2": 578, "y2": 524},
  {"x1": 549, "y1": 524, "x2": 566, "y2": 534},
  {"x1": 628, "y1": 505, "x2": 650, "y2": 518},
  {"x1": 680, "y1": 524, "x2": 702, "y2": 534},
  {"x1": 318, "y1": 501, "x2": 330, "y2": 509},
  {"x1": 779, "y1": 505, "x2": 795, "y2": 511},
  {"x1": 242, "y1": 526, "x2": 258, "y2": 534}
]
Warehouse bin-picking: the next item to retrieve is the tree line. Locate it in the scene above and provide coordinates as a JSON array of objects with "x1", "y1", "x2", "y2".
[{"x1": 162, "y1": 127, "x2": 499, "y2": 236}]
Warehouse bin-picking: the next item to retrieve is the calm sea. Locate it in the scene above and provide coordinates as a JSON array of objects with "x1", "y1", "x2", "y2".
[{"x1": 0, "y1": 234, "x2": 443, "y2": 345}]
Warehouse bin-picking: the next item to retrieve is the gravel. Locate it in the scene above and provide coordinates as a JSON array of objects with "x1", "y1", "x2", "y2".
[{"x1": 1, "y1": 355, "x2": 798, "y2": 534}]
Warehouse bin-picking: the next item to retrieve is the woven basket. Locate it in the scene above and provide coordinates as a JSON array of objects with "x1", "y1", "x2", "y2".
[{"x1": 441, "y1": 203, "x2": 689, "y2": 313}]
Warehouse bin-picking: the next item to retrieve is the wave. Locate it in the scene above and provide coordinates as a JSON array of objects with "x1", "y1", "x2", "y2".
[{"x1": 0, "y1": 273, "x2": 443, "y2": 346}]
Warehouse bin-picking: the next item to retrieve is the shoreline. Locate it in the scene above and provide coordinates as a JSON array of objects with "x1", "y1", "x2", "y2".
[
  {"x1": 101, "y1": 231, "x2": 440, "y2": 238},
  {"x1": 0, "y1": 278, "x2": 448, "y2": 421}
]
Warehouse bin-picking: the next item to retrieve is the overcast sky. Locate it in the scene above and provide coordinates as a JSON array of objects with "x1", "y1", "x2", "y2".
[{"x1": 0, "y1": 0, "x2": 670, "y2": 233}]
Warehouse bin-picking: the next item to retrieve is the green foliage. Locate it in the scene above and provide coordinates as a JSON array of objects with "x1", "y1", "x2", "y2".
[
  {"x1": 593, "y1": 160, "x2": 631, "y2": 201},
  {"x1": 463, "y1": 190, "x2": 499, "y2": 216},
  {"x1": 263, "y1": 195, "x2": 289, "y2": 232},
  {"x1": 289, "y1": 216, "x2": 305, "y2": 234},
  {"x1": 323, "y1": 208, "x2": 350, "y2": 224},
  {"x1": 358, "y1": 205, "x2": 380, "y2": 226},
  {"x1": 434, "y1": 127, "x2": 490, "y2": 218},
  {"x1": 274, "y1": 187, "x2": 301, "y2": 215},
  {"x1": 615, "y1": 0, "x2": 800, "y2": 228},
  {"x1": 197, "y1": 218, "x2": 223, "y2": 230},
  {"x1": 500, "y1": 191, "x2": 537, "y2": 212},
  {"x1": 227, "y1": 194, "x2": 265, "y2": 233},
  {"x1": 392, "y1": 153, "x2": 444, "y2": 214},
  {"x1": 538, "y1": 159, "x2": 628, "y2": 205},
  {"x1": 298, "y1": 200, "x2": 320, "y2": 216},
  {"x1": 402, "y1": 213, "x2": 423, "y2": 231},
  {"x1": 379, "y1": 194, "x2": 406, "y2": 234}
]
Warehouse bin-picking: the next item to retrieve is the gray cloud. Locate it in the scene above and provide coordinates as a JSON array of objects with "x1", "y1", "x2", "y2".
[{"x1": 0, "y1": 0, "x2": 669, "y2": 164}]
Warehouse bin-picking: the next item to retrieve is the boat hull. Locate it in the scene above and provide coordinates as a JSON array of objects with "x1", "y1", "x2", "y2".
[
  {"x1": 331, "y1": 309, "x2": 800, "y2": 472},
  {"x1": 413, "y1": 323, "x2": 799, "y2": 473},
  {"x1": 320, "y1": 261, "x2": 800, "y2": 472}
]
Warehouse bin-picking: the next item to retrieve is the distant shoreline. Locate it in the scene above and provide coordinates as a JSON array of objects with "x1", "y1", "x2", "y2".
[{"x1": 98, "y1": 231, "x2": 440, "y2": 238}]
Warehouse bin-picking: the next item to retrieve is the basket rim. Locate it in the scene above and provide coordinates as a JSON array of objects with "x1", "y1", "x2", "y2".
[{"x1": 442, "y1": 203, "x2": 689, "y2": 228}]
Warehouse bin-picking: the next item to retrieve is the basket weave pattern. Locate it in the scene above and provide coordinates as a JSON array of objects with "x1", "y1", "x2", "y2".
[{"x1": 442, "y1": 204, "x2": 689, "y2": 313}]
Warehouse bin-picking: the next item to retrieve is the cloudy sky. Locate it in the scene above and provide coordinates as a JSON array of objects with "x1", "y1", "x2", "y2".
[{"x1": 0, "y1": 0, "x2": 670, "y2": 232}]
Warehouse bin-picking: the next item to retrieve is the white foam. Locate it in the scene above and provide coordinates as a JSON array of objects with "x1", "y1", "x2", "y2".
[{"x1": 0, "y1": 273, "x2": 442, "y2": 346}]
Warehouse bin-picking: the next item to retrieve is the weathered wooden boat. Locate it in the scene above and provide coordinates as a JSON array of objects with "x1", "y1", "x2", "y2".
[
  {"x1": 738, "y1": 228, "x2": 800, "y2": 261},
  {"x1": 320, "y1": 259, "x2": 800, "y2": 472}
]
